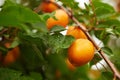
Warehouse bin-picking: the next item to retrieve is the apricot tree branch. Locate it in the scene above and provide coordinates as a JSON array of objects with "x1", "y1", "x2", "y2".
[
  {"x1": 47, "y1": 0, "x2": 120, "y2": 79},
  {"x1": 34, "y1": 0, "x2": 120, "y2": 79}
]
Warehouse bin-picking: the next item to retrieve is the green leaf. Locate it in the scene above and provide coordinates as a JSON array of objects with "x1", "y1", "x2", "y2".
[
  {"x1": 40, "y1": 12, "x2": 55, "y2": 21},
  {"x1": 47, "y1": 53, "x2": 69, "y2": 75},
  {"x1": 0, "y1": 2, "x2": 41, "y2": 26},
  {"x1": 93, "y1": 1, "x2": 115, "y2": 20},
  {"x1": 9, "y1": 37, "x2": 20, "y2": 48},
  {"x1": 96, "y1": 19, "x2": 120, "y2": 28},
  {"x1": 72, "y1": 64, "x2": 89, "y2": 80},
  {"x1": 0, "y1": 68, "x2": 21, "y2": 80},
  {"x1": 31, "y1": 22, "x2": 48, "y2": 33},
  {"x1": 101, "y1": 47, "x2": 113, "y2": 55},
  {"x1": 50, "y1": 26, "x2": 66, "y2": 33},
  {"x1": 110, "y1": 50, "x2": 120, "y2": 71},
  {"x1": 30, "y1": 72, "x2": 42, "y2": 80},
  {"x1": 113, "y1": 27, "x2": 120, "y2": 36},
  {"x1": 99, "y1": 72, "x2": 113, "y2": 80},
  {"x1": 90, "y1": 53, "x2": 102, "y2": 66},
  {"x1": 20, "y1": 43, "x2": 45, "y2": 70},
  {"x1": 61, "y1": 35, "x2": 75, "y2": 49},
  {"x1": 48, "y1": 33, "x2": 75, "y2": 53},
  {"x1": 20, "y1": 76, "x2": 34, "y2": 80},
  {"x1": 60, "y1": 0, "x2": 79, "y2": 9}
]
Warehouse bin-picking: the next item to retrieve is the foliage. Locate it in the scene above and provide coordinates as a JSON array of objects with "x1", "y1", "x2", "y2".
[{"x1": 0, "y1": 0, "x2": 120, "y2": 80}]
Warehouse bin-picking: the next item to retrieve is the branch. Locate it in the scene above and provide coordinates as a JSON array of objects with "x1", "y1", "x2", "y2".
[
  {"x1": 34, "y1": 0, "x2": 120, "y2": 79},
  {"x1": 89, "y1": 0, "x2": 98, "y2": 25}
]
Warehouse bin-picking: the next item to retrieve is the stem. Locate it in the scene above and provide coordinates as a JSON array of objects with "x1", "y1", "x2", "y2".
[
  {"x1": 0, "y1": 28, "x2": 8, "y2": 34},
  {"x1": 35, "y1": 0, "x2": 120, "y2": 79},
  {"x1": 89, "y1": 0, "x2": 98, "y2": 25}
]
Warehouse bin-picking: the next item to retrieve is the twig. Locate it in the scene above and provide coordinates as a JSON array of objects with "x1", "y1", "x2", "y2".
[
  {"x1": 35, "y1": 0, "x2": 120, "y2": 79},
  {"x1": 0, "y1": 28, "x2": 8, "y2": 34},
  {"x1": 113, "y1": 74, "x2": 117, "y2": 80},
  {"x1": 89, "y1": 0, "x2": 98, "y2": 25}
]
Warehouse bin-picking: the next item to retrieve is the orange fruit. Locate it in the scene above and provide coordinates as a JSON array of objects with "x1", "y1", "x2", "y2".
[
  {"x1": 40, "y1": 0, "x2": 58, "y2": 13},
  {"x1": 65, "y1": 58, "x2": 76, "y2": 71},
  {"x1": 66, "y1": 26, "x2": 87, "y2": 39},
  {"x1": 47, "y1": 9, "x2": 69, "y2": 29},
  {"x1": 3, "y1": 43, "x2": 20, "y2": 65},
  {"x1": 68, "y1": 39, "x2": 95, "y2": 67}
]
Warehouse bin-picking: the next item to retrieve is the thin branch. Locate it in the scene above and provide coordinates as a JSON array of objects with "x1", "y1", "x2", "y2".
[
  {"x1": 89, "y1": 0, "x2": 99, "y2": 25},
  {"x1": 34, "y1": 0, "x2": 120, "y2": 79},
  {"x1": 0, "y1": 28, "x2": 8, "y2": 34},
  {"x1": 113, "y1": 74, "x2": 117, "y2": 80}
]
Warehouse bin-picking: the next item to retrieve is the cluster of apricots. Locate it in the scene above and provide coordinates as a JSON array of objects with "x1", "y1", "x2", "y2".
[
  {"x1": 40, "y1": 0, "x2": 95, "y2": 70},
  {"x1": 0, "y1": 43, "x2": 20, "y2": 66}
]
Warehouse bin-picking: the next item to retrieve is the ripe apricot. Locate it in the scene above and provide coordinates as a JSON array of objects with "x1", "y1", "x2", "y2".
[
  {"x1": 47, "y1": 9, "x2": 69, "y2": 29},
  {"x1": 66, "y1": 26, "x2": 87, "y2": 39},
  {"x1": 3, "y1": 43, "x2": 20, "y2": 65},
  {"x1": 40, "y1": 0, "x2": 58, "y2": 13},
  {"x1": 65, "y1": 58, "x2": 76, "y2": 71},
  {"x1": 68, "y1": 39, "x2": 95, "y2": 67}
]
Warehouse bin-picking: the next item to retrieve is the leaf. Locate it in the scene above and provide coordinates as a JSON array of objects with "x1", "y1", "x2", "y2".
[
  {"x1": 72, "y1": 64, "x2": 89, "y2": 80},
  {"x1": 61, "y1": 0, "x2": 79, "y2": 9},
  {"x1": 50, "y1": 25, "x2": 66, "y2": 33},
  {"x1": 48, "y1": 33, "x2": 75, "y2": 53},
  {"x1": 20, "y1": 43, "x2": 45, "y2": 70},
  {"x1": 99, "y1": 72, "x2": 113, "y2": 80},
  {"x1": 30, "y1": 72, "x2": 42, "y2": 80},
  {"x1": 31, "y1": 22, "x2": 48, "y2": 33},
  {"x1": 101, "y1": 47, "x2": 113, "y2": 55},
  {"x1": 47, "y1": 53, "x2": 69, "y2": 75},
  {"x1": 90, "y1": 53, "x2": 102, "y2": 66},
  {"x1": 20, "y1": 76, "x2": 34, "y2": 80},
  {"x1": 96, "y1": 19, "x2": 120, "y2": 28},
  {"x1": 93, "y1": 1, "x2": 115, "y2": 20},
  {"x1": 113, "y1": 27, "x2": 120, "y2": 36},
  {"x1": 61, "y1": 35, "x2": 75, "y2": 49},
  {"x1": 9, "y1": 37, "x2": 20, "y2": 48},
  {"x1": 0, "y1": 1, "x2": 41, "y2": 26},
  {"x1": 0, "y1": 68, "x2": 21, "y2": 80},
  {"x1": 40, "y1": 12, "x2": 55, "y2": 21},
  {"x1": 18, "y1": 33, "x2": 47, "y2": 69},
  {"x1": 110, "y1": 50, "x2": 120, "y2": 71},
  {"x1": 94, "y1": 30, "x2": 110, "y2": 45}
]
